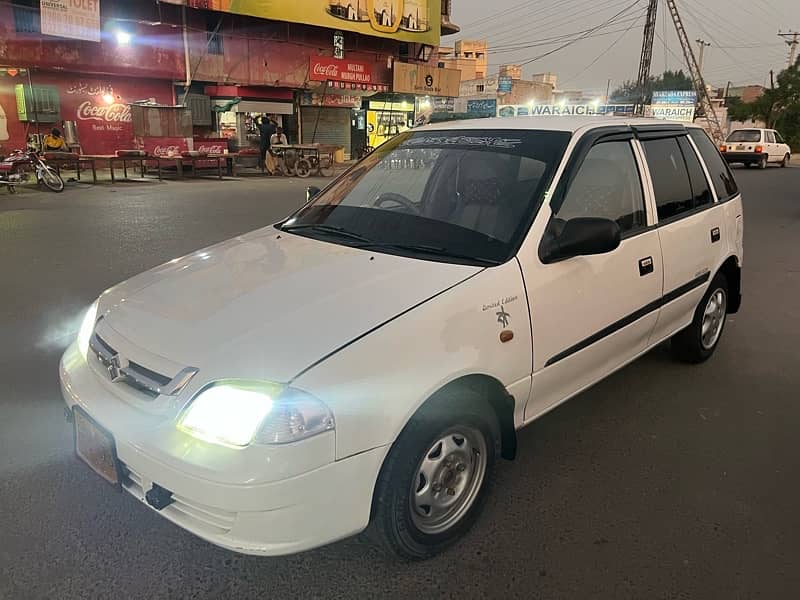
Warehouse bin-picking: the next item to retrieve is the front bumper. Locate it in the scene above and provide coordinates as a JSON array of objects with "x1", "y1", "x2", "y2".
[
  {"x1": 723, "y1": 152, "x2": 764, "y2": 163},
  {"x1": 59, "y1": 344, "x2": 386, "y2": 556}
]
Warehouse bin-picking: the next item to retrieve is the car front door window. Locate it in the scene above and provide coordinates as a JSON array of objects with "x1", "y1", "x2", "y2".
[{"x1": 553, "y1": 140, "x2": 647, "y2": 235}]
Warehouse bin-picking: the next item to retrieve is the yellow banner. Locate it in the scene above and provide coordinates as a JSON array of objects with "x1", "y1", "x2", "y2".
[{"x1": 192, "y1": 0, "x2": 440, "y2": 46}]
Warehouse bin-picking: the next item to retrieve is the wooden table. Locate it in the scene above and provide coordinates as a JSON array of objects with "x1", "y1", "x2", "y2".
[
  {"x1": 80, "y1": 155, "x2": 147, "y2": 183},
  {"x1": 154, "y1": 155, "x2": 225, "y2": 180},
  {"x1": 45, "y1": 154, "x2": 99, "y2": 183}
]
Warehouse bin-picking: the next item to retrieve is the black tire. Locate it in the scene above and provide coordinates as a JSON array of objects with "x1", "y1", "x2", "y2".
[
  {"x1": 318, "y1": 157, "x2": 334, "y2": 177},
  {"x1": 671, "y1": 272, "x2": 729, "y2": 364},
  {"x1": 781, "y1": 154, "x2": 790, "y2": 168},
  {"x1": 366, "y1": 391, "x2": 499, "y2": 560},
  {"x1": 294, "y1": 158, "x2": 312, "y2": 178},
  {"x1": 41, "y1": 167, "x2": 65, "y2": 192},
  {"x1": 758, "y1": 155, "x2": 768, "y2": 170}
]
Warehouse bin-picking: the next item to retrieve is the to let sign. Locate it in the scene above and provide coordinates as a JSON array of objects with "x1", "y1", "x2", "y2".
[
  {"x1": 309, "y1": 57, "x2": 373, "y2": 85},
  {"x1": 392, "y1": 62, "x2": 461, "y2": 98},
  {"x1": 41, "y1": 0, "x2": 101, "y2": 42}
]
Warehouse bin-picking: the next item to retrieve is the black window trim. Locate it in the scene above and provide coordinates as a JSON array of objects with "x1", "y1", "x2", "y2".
[
  {"x1": 541, "y1": 126, "x2": 654, "y2": 255},
  {"x1": 686, "y1": 127, "x2": 740, "y2": 204}
]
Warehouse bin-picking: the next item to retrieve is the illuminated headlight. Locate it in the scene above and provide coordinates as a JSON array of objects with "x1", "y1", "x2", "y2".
[
  {"x1": 77, "y1": 300, "x2": 99, "y2": 359},
  {"x1": 178, "y1": 381, "x2": 335, "y2": 448}
]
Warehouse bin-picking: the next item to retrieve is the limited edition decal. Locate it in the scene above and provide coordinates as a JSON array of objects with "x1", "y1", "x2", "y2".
[{"x1": 482, "y1": 295, "x2": 519, "y2": 327}]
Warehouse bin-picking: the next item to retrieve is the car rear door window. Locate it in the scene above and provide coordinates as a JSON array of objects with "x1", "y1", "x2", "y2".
[
  {"x1": 765, "y1": 131, "x2": 776, "y2": 143},
  {"x1": 688, "y1": 128, "x2": 739, "y2": 201},
  {"x1": 642, "y1": 137, "x2": 694, "y2": 221},
  {"x1": 554, "y1": 140, "x2": 646, "y2": 234},
  {"x1": 677, "y1": 136, "x2": 713, "y2": 209}
]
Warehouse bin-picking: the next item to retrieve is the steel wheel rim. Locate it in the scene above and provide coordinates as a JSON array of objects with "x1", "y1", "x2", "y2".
[
  {"x1": 42, "y1": 168, "x2": 62, "y2": 188},
  {"x1": 701, "y1": 287, "x2": 727, "y2": 350},
  {"x1": 409, "y1": 426, "x2": 487, "y2": 535}
]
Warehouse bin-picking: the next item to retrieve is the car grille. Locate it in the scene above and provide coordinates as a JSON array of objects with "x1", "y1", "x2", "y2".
[
  {"x1": 89, "y1": 330, "x2": 197, "y2": 399},
  {"x1": 122, "y1": 463, "x2": 237, "y2": 535}
]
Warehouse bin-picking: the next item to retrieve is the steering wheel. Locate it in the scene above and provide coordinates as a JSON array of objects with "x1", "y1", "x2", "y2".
[{"x1": 374, "y1": 192, "x2": 421, "y2": 215}]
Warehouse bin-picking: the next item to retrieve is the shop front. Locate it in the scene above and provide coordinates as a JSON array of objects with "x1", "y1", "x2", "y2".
[
  {"x1": 361, "y1": 61, "x2": 462, "y2": 148},
  {"x1": 305, "y1": 56, "x2": 390, "y2": 158},
  {"x1": 204, "y1": 86, "x2": 296, "y2": 152},
  {"x1": 365, "y1": 97, "x2": 416, "y2": 149},
  {"x1": 0, "y1": 69, "x2": 173, "y2": 155}
]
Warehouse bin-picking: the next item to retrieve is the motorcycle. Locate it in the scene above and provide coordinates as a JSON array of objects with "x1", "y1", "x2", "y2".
[{"x1": 0, "y1": 148, "x2": 65, "y2": 193}]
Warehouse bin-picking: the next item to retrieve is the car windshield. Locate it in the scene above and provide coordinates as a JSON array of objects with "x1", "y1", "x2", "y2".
[
  {"x1": 280, "y1": 129, "x2": 571, "y2": 266},
  {"x1": 727, "y1": 130, "x2": 761, "y2": 143}
]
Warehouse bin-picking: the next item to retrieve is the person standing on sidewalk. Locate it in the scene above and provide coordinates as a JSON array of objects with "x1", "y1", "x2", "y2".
[{"x1": 256, "y1": 116, "x2": 276, "y2": 172}]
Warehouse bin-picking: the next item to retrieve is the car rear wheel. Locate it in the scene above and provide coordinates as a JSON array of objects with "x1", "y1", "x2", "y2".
[
  {"x1": 781, "y1": 154, "x2": 790, "y2": 168},
  {"x1": 367, "y1": 391, "x2": 498, "y2": 560},
  {"x1": 671, "y1": 272, "x2": 728, "y2": 364},
  {"x1": 758, "y1": 155, "x2": 768, "y2": 169}
]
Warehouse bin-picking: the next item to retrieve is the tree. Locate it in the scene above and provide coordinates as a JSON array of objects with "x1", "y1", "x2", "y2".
[
  {"x1": 609, "y1": 69, "x2": 694, "y2": 103},
  {"x1": 728, "y1": 66, "x2": 800, "y2": 149}
]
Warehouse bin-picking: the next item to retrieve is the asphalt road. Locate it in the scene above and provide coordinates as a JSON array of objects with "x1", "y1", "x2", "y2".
[{"x1": 1, "y1": 166, "x2": 799, "y2": 599}]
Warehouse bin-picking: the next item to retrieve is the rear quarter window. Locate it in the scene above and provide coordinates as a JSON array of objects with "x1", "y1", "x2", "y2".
[{"x1": 688, "y1": 129, "x2": 739, "y2": 201}]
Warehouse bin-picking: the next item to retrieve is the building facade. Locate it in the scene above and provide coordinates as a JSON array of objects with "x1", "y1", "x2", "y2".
[
  {"x1": 0, "y1": 0, "x2": 459, "y2": 158},
  {"x1": 438, "y1": 40, "x2": 487, "y2": 80}
]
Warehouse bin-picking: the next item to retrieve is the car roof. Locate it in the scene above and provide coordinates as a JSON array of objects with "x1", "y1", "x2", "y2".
[{"x1": 419, "y1": 116, "x2": 702, "y2": 134}]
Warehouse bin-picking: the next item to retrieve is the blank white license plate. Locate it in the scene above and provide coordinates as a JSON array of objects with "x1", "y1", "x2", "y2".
[
  {"x1": 736, "y1": 145, "x2": 746, "y2": 150},
  {"x1": 74, "y1": 408, "x2": 120, "y2": 486}
]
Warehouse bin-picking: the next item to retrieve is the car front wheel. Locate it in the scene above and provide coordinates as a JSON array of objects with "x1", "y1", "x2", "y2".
[
  {"x1": 781, "y1": 154, "x2": 790, "y2": 168},
  {"x1": 671, "y1": 272, "x2": 728, "y2": 364},
  {"x1": 367, "y1": 392, "x2": 498, "y2": 560}
]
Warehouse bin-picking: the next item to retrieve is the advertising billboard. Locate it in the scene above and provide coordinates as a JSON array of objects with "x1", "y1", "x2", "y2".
[
  {"x1": 186, "y1": 0, "x2": 441, "y2": 45},
  {"x1": 393, "y1": 62, "x2": 461, "y2": 97},
  {"x1": 651, "y1": 90, "x2": 697, "y2": 123},
  {"x1": 41, "y1": 0, "x2": 101, "y2": 42}
]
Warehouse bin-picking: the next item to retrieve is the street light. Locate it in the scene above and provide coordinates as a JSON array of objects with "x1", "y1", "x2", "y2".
[{"x1": 115, "y1": 30, "x2": 132, "y2": 45}]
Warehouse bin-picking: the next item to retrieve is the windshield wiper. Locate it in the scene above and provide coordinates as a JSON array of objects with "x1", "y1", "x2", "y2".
[
  {"x1": 280, "y1": 223, "x2": 373, "y2": 243},
  {"x1": 355, "y1": 242, "x2": 501, "y2": 266}
]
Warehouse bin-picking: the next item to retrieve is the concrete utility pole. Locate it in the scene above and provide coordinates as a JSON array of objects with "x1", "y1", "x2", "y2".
[
  {"x1": 778, "y1": 31, "x2": 799, "y2": 67},
  {"x1": 696, "y1": 39, "x2": 711, "y2": 75}
]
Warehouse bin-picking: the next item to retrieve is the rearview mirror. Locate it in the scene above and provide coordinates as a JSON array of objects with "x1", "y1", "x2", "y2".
[
  {"x1": 540, "y1": 217, "x2": 621, "y2": 263},
  {"x1": 306, "y1": 186, "x2": 321, "y2": 202}
]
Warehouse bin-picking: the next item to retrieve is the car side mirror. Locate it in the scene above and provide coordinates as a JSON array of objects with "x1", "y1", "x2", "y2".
[
  {"x1": 306, "y1": 186, "x2": 321, "y2": 202},
  {"x1": 540, "y1": 217, "x2": 621, "y2": 263}
]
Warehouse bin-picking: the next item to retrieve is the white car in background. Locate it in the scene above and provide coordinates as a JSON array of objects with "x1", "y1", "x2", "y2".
[
  {"x1": 720, "y1": 128, "x2": 791, "y2": 168},
  {"x1": 61, "y1": 117, "x2": 744, "y2": 560}
]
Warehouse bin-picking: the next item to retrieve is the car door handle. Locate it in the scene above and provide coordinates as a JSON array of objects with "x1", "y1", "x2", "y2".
[
  {"x1": 638, "y1": 256, "x2": 654, "y2": 276},
  {"x1": 711, "y1": 227, "x2": 721, "y2": 243}
]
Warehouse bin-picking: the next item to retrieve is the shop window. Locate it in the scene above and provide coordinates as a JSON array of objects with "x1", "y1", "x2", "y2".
[
  {"x1": 476, "y1": 84, "x2": 485, "y2": 92},
  {"x1": 207, "y1": 15, "x2": 224, "y2": 55},
  {"x1": 13, "y1": 0, "x2": 41, "y2": 33}
]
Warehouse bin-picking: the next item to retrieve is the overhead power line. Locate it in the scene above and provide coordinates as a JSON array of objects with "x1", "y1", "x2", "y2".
[{"x1": 515, "y1": 0, "x2": 645, "y2": 68}]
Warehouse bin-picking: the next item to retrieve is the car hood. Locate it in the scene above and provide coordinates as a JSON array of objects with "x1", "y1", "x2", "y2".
[{"x1": 98, "y1": 227, "x2": 481, "y2": 383}]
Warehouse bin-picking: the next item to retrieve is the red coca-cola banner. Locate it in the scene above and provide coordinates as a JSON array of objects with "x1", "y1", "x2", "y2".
[
  {"x1": 309, "y1": 57, "x2": 374, "y2": 85},
  {"x1": 135, "y1": 137, "x2": 228, "y2": 157},
  {"x1": 0, "y1": 72, "x2": 173, "y2": 156}
]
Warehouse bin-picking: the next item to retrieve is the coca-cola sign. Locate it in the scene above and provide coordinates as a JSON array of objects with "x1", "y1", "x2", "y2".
[
  {"x1": 77, "y1": 101, "x2": 132, "y2": 123},
  {"x1": 309, "y1": 57, "x2": 374, "y2": 84},
  {"x1": 153, "y1": 145, "x2": 181, "y2": 157}
]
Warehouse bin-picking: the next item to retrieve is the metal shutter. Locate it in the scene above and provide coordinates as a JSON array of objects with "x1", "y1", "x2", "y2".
[{"x1": 301, "y1": 107, "x2": 351, "y2": 158}]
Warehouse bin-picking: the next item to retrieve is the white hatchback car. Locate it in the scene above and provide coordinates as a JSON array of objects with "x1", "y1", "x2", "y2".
[
  {"x1": 61, "y1": 117, "x2": 744, "y2": 560},
  {"x1": 720, "y1": 127, "x2": 792, "y2": 168}
]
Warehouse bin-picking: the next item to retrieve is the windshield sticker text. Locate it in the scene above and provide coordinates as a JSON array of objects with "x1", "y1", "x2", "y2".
[{"x1": 405, "y1": 136, "x2": 523, "y2": 149}]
